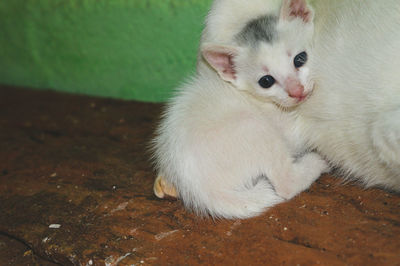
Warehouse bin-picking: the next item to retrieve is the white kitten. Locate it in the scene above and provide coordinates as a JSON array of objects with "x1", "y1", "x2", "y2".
[
  {"x1": 297, "y1": 0, "x2": 400, "y2": 191},
  {"x1": 152, "y1": 0, "x2": 328, "y2": 219}
]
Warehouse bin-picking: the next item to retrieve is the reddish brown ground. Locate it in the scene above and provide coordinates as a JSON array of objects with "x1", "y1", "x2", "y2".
[{"x1": 0, "y1": 85, "x2": 399, "y2": 265}]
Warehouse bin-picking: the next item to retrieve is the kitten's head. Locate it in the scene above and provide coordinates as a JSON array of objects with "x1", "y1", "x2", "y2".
[{"x1": 201, "y1": 0, "x2": 314, "y2": 108}]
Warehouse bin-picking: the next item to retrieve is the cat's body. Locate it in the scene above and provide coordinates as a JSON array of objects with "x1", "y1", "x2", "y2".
[
  {"x1": 297, "y1": 0, "x2": 400, "y2": 191},
  {"x1": 152, "y1": 0, "x2": 329, "y2": 218}
]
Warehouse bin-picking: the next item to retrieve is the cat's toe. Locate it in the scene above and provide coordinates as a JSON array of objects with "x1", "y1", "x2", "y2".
[{"x1": 153, "y1": 175, "x2": 178, "y2": 199}]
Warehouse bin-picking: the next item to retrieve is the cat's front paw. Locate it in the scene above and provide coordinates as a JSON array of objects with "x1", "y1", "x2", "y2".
[
  {"x1": 301, "y1": 152, "x2": 330, "y2": 175},
  {"x1": 153, "y1": 175, "x2": 178, "y2": 199},
  {"x1": 275, "y1": 152, "x2": 329, "y2": 200}
]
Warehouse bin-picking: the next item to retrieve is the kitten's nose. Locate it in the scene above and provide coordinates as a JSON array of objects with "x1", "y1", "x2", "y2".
[{"x1": 285, "y1": 78, "x2": 305, "y2": 98}]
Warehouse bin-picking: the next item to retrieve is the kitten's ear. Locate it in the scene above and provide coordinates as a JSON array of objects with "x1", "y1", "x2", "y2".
[
  {"x1": 280, "y1": 0, "x2": 314, "y2": 23},
  {"x1": 201, "y1": 43, "x2": 240, "y2": 83}
]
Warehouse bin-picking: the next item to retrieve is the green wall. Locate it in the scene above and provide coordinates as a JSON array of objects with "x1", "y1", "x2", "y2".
[{"x1": 0, "y1": 0, "x2": 212, "y2": 102}]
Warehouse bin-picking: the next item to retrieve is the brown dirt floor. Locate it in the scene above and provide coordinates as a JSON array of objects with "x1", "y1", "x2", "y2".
[{"x1": 0, "y1": 85, "x2": 399, "y2": 265}]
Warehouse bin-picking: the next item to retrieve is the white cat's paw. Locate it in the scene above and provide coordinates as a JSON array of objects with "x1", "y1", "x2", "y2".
[
  {"x1": 276, "y1": 152, "x2": 329, "y2": 200},
  {"x1": 300, "y1": 152, "x2": 330, "y2": 175},
  {"x1": 372, "y1": 110, "x2": 400, "y2": 166}
]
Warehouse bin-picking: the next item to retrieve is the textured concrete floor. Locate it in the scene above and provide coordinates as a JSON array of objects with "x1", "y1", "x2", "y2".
[{"x1": 0, "y1": 86, "x2": 399, "y2": 265}]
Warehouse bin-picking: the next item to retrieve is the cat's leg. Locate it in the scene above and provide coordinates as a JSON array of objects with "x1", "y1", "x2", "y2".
[
  {"x1": 268, "y1": 152, "x2": 330, "y2": 200},
  {"x1": 371, "y1": 108, "x2": 400, "y2": 167},
  {"x1": 153, "y1": 175, "x2": 178, "y2": 199}
]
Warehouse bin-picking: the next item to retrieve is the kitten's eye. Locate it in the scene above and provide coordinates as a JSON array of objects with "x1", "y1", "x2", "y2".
[
  {"x1": 258, "y1": 75, "x2": 276, "y2": 89},
  {"x1": 294, "y1": 51, "x2": 307, "y2": 68}
]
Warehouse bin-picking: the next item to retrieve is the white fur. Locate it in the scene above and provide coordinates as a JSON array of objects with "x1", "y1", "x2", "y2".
[
  {"x1": 152, "y1": 0, "x2": 328, "y2": 219},
  {"x1": 297, "y1": 0, "x2": 400, "y2": 190},
  {"x1": 153, "y1": 72, "x2": 328, "y2": 218}
]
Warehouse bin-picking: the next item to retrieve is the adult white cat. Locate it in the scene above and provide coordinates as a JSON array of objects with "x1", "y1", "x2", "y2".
[{"x1": 297, "y1": 0, "x2": 400, "y2": 191}]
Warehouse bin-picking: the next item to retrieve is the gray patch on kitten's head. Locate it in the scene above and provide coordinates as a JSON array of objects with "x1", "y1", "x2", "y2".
[{"x1": 236, "y1": 15, "x2": 278, "y2": 46}]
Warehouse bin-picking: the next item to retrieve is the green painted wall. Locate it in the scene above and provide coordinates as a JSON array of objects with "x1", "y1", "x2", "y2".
[{"x1": 0, "y1": 0, "x2": 212, "y2": 102}]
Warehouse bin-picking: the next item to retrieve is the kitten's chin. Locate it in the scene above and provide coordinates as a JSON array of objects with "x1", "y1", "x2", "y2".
[{"x1": 274, "y1": 100, "x2": 298, "y2": 110}]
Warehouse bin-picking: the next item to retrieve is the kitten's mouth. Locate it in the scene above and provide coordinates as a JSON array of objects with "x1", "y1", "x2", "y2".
[
  {"x1": 280, "y1": 92, "x2": 312, "y2": 109},
  {"x1": 290, "y1": 93, "x2": 308, "y2": 104},
  {"x1": 297, "y1": 89, "x2": 315, "y2": 103},
  {"x1": 296, "y1": 94, "x2": 308, "y2": 102}
]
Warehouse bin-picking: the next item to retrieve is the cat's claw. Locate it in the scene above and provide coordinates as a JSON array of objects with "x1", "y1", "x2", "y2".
[{"x1": 153, "y1": 175, "x2": 178, "y2": 199}]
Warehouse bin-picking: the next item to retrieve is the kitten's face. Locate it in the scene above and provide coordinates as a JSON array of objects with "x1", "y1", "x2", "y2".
[
  {"x1": 201, "y1": 0, "x2": 315, "y2": 108},
  {"x1": 234, "y1": 19, "x2": 314, "y2": 108}
]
